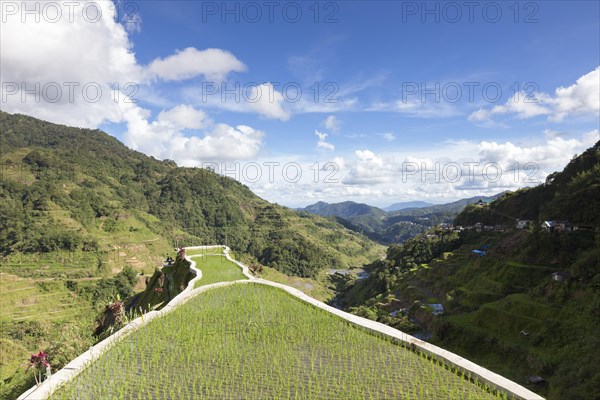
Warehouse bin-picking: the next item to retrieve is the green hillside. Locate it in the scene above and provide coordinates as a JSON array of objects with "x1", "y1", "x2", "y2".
[
  {"x1": 302, "y1": 194, "x2": 503, "y2": 244},
  {"x1": 336, "y1": 141, "x2": 600, "y2": 400},
  {"x1": 0, "y1": 112, "x2": 382, "y2": 277},
  {"x1": 302, "y1": 201, "x2": 389, "y2": 232},
  {"x1": 0, "y1": 111, "x2": 383, "y2": 399}
]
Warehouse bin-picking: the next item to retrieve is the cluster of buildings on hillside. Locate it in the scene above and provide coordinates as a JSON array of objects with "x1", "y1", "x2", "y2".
[
  {"x1": 518, "y1": 219, "x2": 594, "y2": 233},
  {"x1": 433, "y1": 219, "x2": 594, "y2": 235},
  {"x1": 436, "y1": 222, "x2": 507, "y2": 233}
]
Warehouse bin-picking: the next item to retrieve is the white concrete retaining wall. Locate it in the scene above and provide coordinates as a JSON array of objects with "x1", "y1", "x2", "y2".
[{"x1": 19, "y1": 245, "x2": 544, "y2": 400}]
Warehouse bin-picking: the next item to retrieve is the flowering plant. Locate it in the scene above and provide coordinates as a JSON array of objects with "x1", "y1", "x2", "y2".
[{"x1": 26, "y1": 351, "x2": 50, "y2": 385}]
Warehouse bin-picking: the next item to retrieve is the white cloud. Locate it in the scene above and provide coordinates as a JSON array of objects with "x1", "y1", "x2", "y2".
[
  {"x1": 469, "y1": 67, "x2": 600, "y2": 123},
  {"x1": 550, "y1": 67, "x2": 600, "y2": 121},
  {"x1": 0, "y1": 0, "x2": 141, "y2": 128},
  {"x1": 177, "y1": 124, "x2": 264, "y2": 163},
  {"x1": 322, "y1": 115, "x2": 340, "y2": 132},
  {"x1": 315, "y1": 129, "x2": 335, "y2": 151},
  {"x1": 379, "y1": 132, "x2": 396, "y2": 141},
  {"x1": 368, "y1": 99, "x2": 461, "y2": 118},
  {"x1": 122, "y1": 102, "x2": 264, "y2": 163},
  {"x1": 183, "y1": 82, "x2": 291, "y2": 121},
  {"x1": 343, "y1": 150, "x2": 397, "y2": 185},
  {"x1": 469, "y1": 92, "x2": 551, "y2": 123},
  {"x1": 206, "y1": 131, "x2": 598, "y2": 208},
  {"x1": 245, "y1": 83, "x2": 291, "y2": 121},
  {"x1": 332, "y1": 156, "x2": 346, "y2": 170},
  {"x1": 474, "y1": 132, "x2": 599, "y2": 173},
  {"x1": 291, "y1": 96, "x2": 359, "y2": 114},
  {"x1": 148, "y1": 47, "x2": 246, "y2": 82},
  {"x1": 0, "y1": 1, "x2": 273, "y2": 159},
  {"x1": 157, "y1": 105, "x2": 210, "y2": 129}
]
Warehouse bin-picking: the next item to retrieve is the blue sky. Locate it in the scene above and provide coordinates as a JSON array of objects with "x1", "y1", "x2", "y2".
[{"x1": 2, "y1": 0, "x2": 599, "y2": 207}]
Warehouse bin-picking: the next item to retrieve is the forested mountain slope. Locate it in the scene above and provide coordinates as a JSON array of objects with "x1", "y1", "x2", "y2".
[
  {"x1": 336, "y1": 141, "x2": 600, "y2": 400},
  {"x1": 0, "y1": 111, "x2": 382, "y2": 277},
  {"x1": 0, "y1": 111, "x2": 383, "y2": 399}
]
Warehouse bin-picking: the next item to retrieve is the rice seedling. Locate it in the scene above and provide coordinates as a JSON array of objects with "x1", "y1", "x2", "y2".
[
  {"x1": 49, "y1": 283, "x2": 507, "y2": 399},
  {"x1": 192, "y1": 254, "x2": 248, "y2": 288}
]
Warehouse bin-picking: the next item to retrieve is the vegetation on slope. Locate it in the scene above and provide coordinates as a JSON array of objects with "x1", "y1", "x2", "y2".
[
  {"x1": 0, "y1": 111, "x2": 382, "y2": 398},
  {"x1": 0, "y1": 111, "x2": 382, "y2": 277},
  {"x1": 49, "y1": 283, "x2": 505, "y2": 400},
  {"x1": 336, "y1": 141, "x2": 600, "y2": 400},
  {"x1": 302, "y1": 194, "x2": 502, "y2": 244}
]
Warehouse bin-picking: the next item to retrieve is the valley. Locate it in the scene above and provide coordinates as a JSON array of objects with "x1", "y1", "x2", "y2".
[{"x1": 2, "y1": 2, "x2": 599, "y2": 399}]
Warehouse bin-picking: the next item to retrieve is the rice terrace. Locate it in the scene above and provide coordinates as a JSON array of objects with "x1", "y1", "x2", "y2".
[{"x1": 21, "y1": 246, "x2": 542, "y2": 400}]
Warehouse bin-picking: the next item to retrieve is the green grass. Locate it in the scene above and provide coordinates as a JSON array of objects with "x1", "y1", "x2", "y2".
[
  {"x1": 186, "y1": 247, "x2": 225, "y2": 256},
  {"x1": 192, "y1": 255, "x2": 248, "y2": 288},
  {"x1": 49, "y1": 283, "x2": 505, "y2": 400},
  {"x1": 259, "y1": 266, "x2": 335, "y2": 303},
  {"x1": 0, "y1": 273, "x2": 92, "y2": 322}
]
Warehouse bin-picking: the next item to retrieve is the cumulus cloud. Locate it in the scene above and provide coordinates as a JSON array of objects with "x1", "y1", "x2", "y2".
[
  {"x1": 217, "y1": 131, "x2": 598, "y2": 207},
  {"x1": 122, "y1": 102, "x2": 264, "y2": 163},
  {"x1": 550, "y1": 67, "x2": 600, "y2": 121},
  {"x1": 469, "y1": 67, "x2": 600, "y2": 123},
  {"x1": 157, "y1": 105, "x2": 211, "y2": 129},
  {"x1": 474, "y1": 132, "x2": 599, "y2": 173},
  {"x1": 0, "y1": 0, "x2": 141, "y2": 128},
  {"x1": 323, "y1": 132, "x2": 599, "y2": 201},
  {"x1": 177, "y1": 124, "x2": 264, "y2": 163},
  {"x1": 343, "y1": 150, "x2": 397, "y2": 185},
  {"x1": 0, "y1": 0, "x2": 285, "y2": 131},
  {"x1": 315, "y1": 130, "x2": 335, "y2": 151},
  {"x1": 0, "y1": 0, "x2": 271, "y2": 162},
  {"x1": 147, "y1": 47, "x2": 246, "y2": 82},
  {"x1": 322, "y1": 115, "x2": 340, "y2": 132},
  {"x1": 183, "y1": 82, "x2": 291, "y2": 121},
  {"x1": 245, "y1": 83, "x2": 291, "y2": 121}
]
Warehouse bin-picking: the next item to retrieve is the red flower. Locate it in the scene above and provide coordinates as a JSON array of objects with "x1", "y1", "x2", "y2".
[{"x1": 26, "y1": 351, "x2": 49, "y2": 371}]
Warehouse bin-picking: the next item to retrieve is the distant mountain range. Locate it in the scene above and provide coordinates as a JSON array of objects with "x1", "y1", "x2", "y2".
[
  {"x1": 383, "y1": 201, "x2": 435, "y2": 212},
  {"x1": 301, "y1": 194, "x2": 504, "y2": 244}
]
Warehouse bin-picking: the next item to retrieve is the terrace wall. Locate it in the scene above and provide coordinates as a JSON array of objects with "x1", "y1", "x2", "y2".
[{"x1": 19, "y1": 245, "x2": 544, "y2": 400}]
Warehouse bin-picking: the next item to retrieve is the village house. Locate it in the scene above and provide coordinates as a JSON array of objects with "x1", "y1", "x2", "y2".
[
  {"x1": 516, "y1": 219, "x2": 533, "y2": 229},
  {"x1": 551, "y1": 271, "x2": 572, "y2": 282},
  {"x1": 541, "y1": 220, "x2": 573, "y2": 233},
  {"x1": 554, "y1": 221, "x2": 573, "y2": 233},
  {"x1": 438, "y1": 223, "x2": 454, "y2": 231}
]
